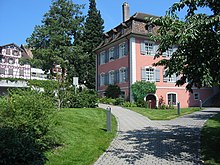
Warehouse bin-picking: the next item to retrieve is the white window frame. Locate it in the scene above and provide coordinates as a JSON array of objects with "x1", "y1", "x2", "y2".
[
  {"x1": 167, "y1": 92, "x2": 177, "y2": 105},
  {"x1": 100, "y1": 73, "x2": 105, "y2": 86},
  {"x1": 109, "y1": 70, "x2": 115, "y2": 85},
  {"x1": 145, "y1": 41, "x2": 154, "y2": 55},
  {"x1": 119, "y1": 67, "x2": 126, "y2": 83},
  {"x1": 109, "y1": 47, "x2": 114, "y2": 61},
  {"x1": 119, "y1": 42, "x2": 126, "y2": 58},
  {"x1": 194, "y1": 92, "x2": 200, "y2": 100},
  {"x1": 144, "y1": 66, "x2": 155, "y2": 82},
  {"x1": 100, "y1": 51, "x2": 105, "y2": 64}
]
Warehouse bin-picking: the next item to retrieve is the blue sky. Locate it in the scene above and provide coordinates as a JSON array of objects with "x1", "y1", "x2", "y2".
[{"x1": 0, "y1": 0, "x2": 211, "y2": 46}]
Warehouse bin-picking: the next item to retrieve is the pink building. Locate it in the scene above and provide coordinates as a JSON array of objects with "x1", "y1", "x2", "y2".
[{"x1": 95, "y1": 3, "x2": 217, "y2": 108}]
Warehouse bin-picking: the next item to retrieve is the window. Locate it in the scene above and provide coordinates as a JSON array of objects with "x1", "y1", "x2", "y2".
[
  {"x1": 141, "y1": 67, "x2": 160, "y2": 82},
  {"x1": 109, "y1": 47, "x2": 114, "y2": 61},
  {"x1": 148, "y1": 25, "x2": 153, "y2": 33},
  {"x1": 100, "y1": 73, "x2": 105, "y2": 86},
  {"x1": 0, "y1": 68, "x2": 5, "y2": 75},
  {"x1": 167, "y1": 93, "x2": 177, "y2": 105},
  {"x1": 121, "y1": 28, "x2": 125, "y2": 35},
  {"x1": 119, "y1": 68, "x2": 126, "y2": 83},
  {"x1": 140, "y1": 41, "x2": 154, "y2": 55},
  {"x1": 163, "y1": 70, "x2": 179, "y2": 83},
  {"x1": 100, "y1": 51, "x2": 105, "y2": 64},
  {"x1": 145, "y1": 42, "x2": 153, "y2": 55},
  {"x1": 166, "y1": 48, "x2": 173, "y2": 57},
  {"x1": 145, "y1": 68, "x2": 154, "y2": 81},
  {"x1": 6, "y1": 49, "x2": 10, "y2": 55},
  {"x1": 8, "y1": 68, "x2": 13, "y2": 75},
  {"x1": 19, "y1": 69, "x2": 24, "y2": 76},
  {"x1": 109, "y1": 70, "x2": 115, "y2": 85},
  {"x1": 8, "y1": 58, "x2": 14, "y2": 64},
  {"x1": 119, "y1": 43, "x2": 126, "y2": 58},
  {"x1": 194, "y1": 93, "x2": 200, "y2": 100},
  {"x1": 13, "y1": 50, "x2": 19, "y2": 56}
]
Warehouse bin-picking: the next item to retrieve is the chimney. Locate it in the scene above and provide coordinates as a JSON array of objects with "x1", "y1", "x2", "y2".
[{"x1": 122, "y1": 2, "x2": 130, "y2": 22}]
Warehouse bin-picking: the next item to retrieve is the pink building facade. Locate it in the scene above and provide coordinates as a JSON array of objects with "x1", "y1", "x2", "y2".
[{"x1": 95, "y1": 4, "x2": 215, "y2": 108}]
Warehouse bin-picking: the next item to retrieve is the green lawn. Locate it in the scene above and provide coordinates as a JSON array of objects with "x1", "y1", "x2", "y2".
[
  {"x1": 46, "y1": 108, "x2": 117, "y2": 165},
  {"x1": 201, "y1": 113, "x2": 220, "y2": 165},
  {"x1": 127, "y1": 107, "x2": 200, "y2": 120}
]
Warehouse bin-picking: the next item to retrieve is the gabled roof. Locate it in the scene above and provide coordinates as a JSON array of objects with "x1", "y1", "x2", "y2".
[{"x1": 0, "y1": 43, "x2": 24, "y2": 52}]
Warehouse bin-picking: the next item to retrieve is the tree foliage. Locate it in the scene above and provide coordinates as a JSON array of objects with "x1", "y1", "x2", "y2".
[
  {"x1": 26, "y1": 0, "x2": 84, "y2": 80},
  {"x1": 131, "y1": 81, "x2": 156, "y2": 103},
  {"x1": 105, "y1": 84, "x2": 121, "y2": 99},
  {"x1": 151, "y1": 0, "x2": 220, "y2": 91},
  {"x1": 0, "y1": 89, "x2": 56, "y2": 164},
  {"x1": 81, "y1": 0, "x2": 104, "y2": 89}
]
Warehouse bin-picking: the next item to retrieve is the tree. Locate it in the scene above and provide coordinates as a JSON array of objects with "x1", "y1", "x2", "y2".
[
  {"x1": 26, "y1": 0, "x2": 84, "y2": 80},
  {"x1": 82, "y1": 0, "x2": 104, "y2": 89},
  {"x1": 151, "y1": 0, "x2": 220, "y2": 92},
  {"x1": 105, "y1": 84, "x2": 121, "y2": 99}
]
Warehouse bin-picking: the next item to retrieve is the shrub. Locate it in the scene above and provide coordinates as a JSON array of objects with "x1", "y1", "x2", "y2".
[
  {"x1": 99, "y1": 97, "x2": 116, "y2": 105},
  {"x1": 105, "y1": 84, "x2": 121, "y2": 99},
  {"x1": 67, "y1": 89, "x2": 98, "y2": 108},
  {"x1": 0, "y1": 89, "x2": 56, "y2": 165},
  {"x1": 122, "y1": 101, "x2": 137, "y2": 107},
  {"x1": 114, "y1": 98, "x2": 125, "y2": 105},
  {"x1": 131, "y1": 81, "x2": 156, "y2": 107}
]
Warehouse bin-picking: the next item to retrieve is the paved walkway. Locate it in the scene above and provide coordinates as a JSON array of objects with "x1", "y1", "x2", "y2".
[{"x1": 94, "y1": 104, "x2": 220, "y2": 165}]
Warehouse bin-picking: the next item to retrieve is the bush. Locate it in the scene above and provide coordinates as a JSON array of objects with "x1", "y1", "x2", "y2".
[
  {"x1": 114, "y1": 98, "x2": 125, "y2": 105},
  {"x1": 67, "y1": 89, "x2": 98, "y2": 108},
  {"x1": 99, "y1": 97, "x2": 116, "y2": 105},
  {"x1": 122, "y1": 101, "x2": 137, "y2": 107},
  {"x1": 131, "y1": 81, "x2": 156, "y2": 104},
  {"x1": 105, "y1": 84, "x2": 121, "y2": 99},
  {"x1": 0, "y1": 89, "x2": 56, "y2": 165}
]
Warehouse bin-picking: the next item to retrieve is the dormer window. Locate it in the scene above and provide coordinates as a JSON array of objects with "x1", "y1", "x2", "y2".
[{"x1": 148, "y1": 25, "x2": 153, "y2": 33}]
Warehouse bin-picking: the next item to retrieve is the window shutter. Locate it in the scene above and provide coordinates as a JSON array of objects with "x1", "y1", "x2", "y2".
[
  {"x1": 125, "y1": 67, "x2": 128, "y2": 81},
  {"x1": 98, "y1": 75, "x2": 100, "y2": 87},
  {"x1": 154, "y1": 44, "x2": 159, "y2": 55},
  {"x1": 163, "y1": 69, "x2": 168, "y2": 82},
  {"x1": 104, "y1": 73, "x2": 109, "y2": 85},
  {"x1": 140, "y1": 42, "x2": 145, "y2": 55},
  {"x1": 141, "y1": 67, "x2": 146, "y2": 81},
  {"x1": 125, "y1": 42, "x2": 128, "y2": 56},
  {"x1": 175, "y1": 75, "x2": 180, "y2": 82},
  {"x1": 114, "y1": 70, "x2": 119, "y2": 83},
  {"x1": 114, "y1": 46, "x2": 119, "y2": 59},
  {"x1": 105, "y1": 50, "x2": 109, "y2": 63},
  {"x1": 155, "y1": 68, "x2": 160, "y2": 82}
]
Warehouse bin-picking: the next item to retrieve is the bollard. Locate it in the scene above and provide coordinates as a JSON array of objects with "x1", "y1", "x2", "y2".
[
  {"x1": 199, "y1": 100, "x2": 202, "y2": 109},
  {"x1": 177, "y1": 102, "x2": 180, "y2": 115},
  {"x1": 106, "y1": 106, "x2": 112, "y2": 132}
]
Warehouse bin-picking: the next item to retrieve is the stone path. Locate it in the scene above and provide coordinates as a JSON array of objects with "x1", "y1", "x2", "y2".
[{"x1": 94, "y1": 104, "x2": 220, "y2": 165}]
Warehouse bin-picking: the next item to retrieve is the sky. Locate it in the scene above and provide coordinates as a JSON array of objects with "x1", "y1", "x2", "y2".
[{"x1": 0, "y1": 0, "x2": 212, "y2": 46}]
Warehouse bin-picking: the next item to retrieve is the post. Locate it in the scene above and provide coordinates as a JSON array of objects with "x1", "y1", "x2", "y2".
[
  {"x1": 177, "y1": 102, "x2": 180, "y2": 115},
  {"x1": 199, "y1": 100, "x2": 202, "y2": 109},
  {"x1": 106, "y1": 106, "x2": 112, "y2": 132}
]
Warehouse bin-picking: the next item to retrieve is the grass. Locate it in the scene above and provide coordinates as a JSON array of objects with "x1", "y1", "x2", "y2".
[
  {"x1": 46, "y1": 108, "x2": 117, "y2": 165},
  {"x1": 201, "y1": 113, "x2": 220, "y2": 165},
  {"x1": 126, "y1": 107, "x2": 201, "y2": 120}
]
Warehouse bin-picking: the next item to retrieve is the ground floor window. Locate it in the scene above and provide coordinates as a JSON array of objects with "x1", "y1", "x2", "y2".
[
  {"x1": 194, "y1": 93, "x2": 200, "y2": 100},
  {"x1": 167, "y1": 93, "x2": 177, "y2": 105}
]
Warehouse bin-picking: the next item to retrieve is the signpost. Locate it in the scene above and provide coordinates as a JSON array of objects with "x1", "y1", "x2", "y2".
[
  {"x1": 73, "y1": 77, "x2": 78, "y2": 94},
  {"x1": 106, "y1": 106, "x2": 112, "y2": 132}
]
